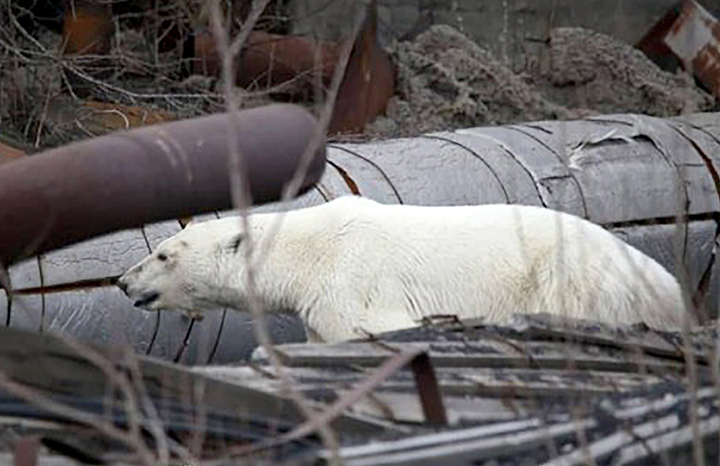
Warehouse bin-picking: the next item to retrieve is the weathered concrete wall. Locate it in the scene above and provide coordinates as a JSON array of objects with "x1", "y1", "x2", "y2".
[{"x1": 292, "y1": 0, "x2": 720, "y2": 69}]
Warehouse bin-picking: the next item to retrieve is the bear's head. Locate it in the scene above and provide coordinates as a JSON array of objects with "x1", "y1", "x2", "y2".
[{"x1": 117, "y1": 217, "x2": 253, "y2": 318}]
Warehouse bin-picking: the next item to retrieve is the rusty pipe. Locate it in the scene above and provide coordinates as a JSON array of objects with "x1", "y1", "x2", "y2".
[
  {"x1": 194, "y1": 30, "x2": 342, "y2": 90},
  {"x1": 0, "y1": 104, "x2": 326, "y2": 266}
]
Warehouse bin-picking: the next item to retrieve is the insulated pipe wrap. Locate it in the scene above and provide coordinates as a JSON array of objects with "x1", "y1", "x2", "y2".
[{"x1": 4, "y1": 112, "x2": 720, "y2": 364}]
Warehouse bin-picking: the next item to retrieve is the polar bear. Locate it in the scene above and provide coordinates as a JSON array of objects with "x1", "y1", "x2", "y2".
[{"x1": 117, "y1": 196, "x2": 691, "y2": 342}]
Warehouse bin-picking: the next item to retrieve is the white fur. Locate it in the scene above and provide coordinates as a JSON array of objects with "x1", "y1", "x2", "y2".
[{"x1": 118, "y1": 196, "x2": 692, "y2": 342}]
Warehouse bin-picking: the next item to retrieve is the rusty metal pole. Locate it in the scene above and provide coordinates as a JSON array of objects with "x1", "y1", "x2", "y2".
[{"x1": 0, "y1": 104, "x2": 326, "y2": 266}]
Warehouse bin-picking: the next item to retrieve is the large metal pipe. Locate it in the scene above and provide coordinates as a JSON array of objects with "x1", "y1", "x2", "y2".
[
  {"x1": 4, "y1": 111, "x2": 720, "y2": 365},
  {"x1": 0, "y1": 104, "x2": 326, "y2": 266}
]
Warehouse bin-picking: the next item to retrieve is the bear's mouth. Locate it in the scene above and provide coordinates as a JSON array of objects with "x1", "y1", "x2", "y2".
[{"x1": 134, "y1": 292, "x2": 160, "y2": 308}]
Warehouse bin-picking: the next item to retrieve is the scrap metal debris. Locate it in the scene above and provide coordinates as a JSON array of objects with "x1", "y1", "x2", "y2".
[
  {"x1": 194, "y1": 0, "x2": 394, "y2": 135},
  {"x1": 0, "y1": 314, "x2": 711, "y2": 464},
  {"x1": 638, "y1": 0, "x2": 720, "y2": 99}
]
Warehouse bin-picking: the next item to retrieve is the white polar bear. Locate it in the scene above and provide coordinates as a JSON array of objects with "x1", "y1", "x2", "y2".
[{"x1": 117, "y1": 196, "x2": 692, "y2": 343}]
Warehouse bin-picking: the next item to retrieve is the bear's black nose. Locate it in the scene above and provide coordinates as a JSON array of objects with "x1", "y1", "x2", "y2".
[{"x1": 116, "y1": 277, "x2": 128, "y2": 294}]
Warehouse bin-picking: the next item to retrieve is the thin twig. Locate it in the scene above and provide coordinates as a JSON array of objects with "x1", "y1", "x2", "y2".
[{"x1": 207, "y1": 1, "x2": 376, "y2": 463}]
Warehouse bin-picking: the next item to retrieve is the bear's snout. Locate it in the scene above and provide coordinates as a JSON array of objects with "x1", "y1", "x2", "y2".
[
  {"x1": 116, "y1": 273, "x2": 162, "y2": 309},
  {"x1": 116, "y1": 276, "x2": 129, "y2": 294}
]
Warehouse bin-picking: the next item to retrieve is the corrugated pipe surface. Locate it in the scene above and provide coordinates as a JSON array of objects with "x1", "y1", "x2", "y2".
[{"x1": 3, "y1": 112, "x2": 720, "y2": 364}]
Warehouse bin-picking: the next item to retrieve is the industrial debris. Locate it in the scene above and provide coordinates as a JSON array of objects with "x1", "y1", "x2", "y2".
[
  {"x1": 638, "y1": 0, "x2": 720, "y2": 99},
  {"x1": 367, "y1": 24, "x2": 715, "y2": 139},
  {"x1": 0, "y1": 315, "x2": 716, "y2": 464}
]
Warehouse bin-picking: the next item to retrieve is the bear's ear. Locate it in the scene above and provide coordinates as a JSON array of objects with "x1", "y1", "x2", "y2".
[{"x1": 228, "y1": 233, "x2": 244, "y2": 253}]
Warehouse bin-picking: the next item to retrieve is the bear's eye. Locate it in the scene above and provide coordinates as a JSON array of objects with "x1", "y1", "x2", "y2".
[
  {"x1": 157, "y1": 253, "x2": 168, "y2": 262},
  {"x1": 229, "y1": 234, "x2": 244, "y2": 253}
]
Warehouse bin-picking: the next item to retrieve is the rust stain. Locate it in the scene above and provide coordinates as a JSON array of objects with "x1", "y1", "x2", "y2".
[
  {"x1": 694, "y1": 46, "x2": 720, "y2": 96},
  {"x1": 328, "y1": 160, "x2": 361, "y2": 195},
  {"x1": 82, "y1": 101, "x2": 176, "y2": 130},
  {"x1": 329, "y1": 0, "x2": 395, "y2": 135},
  {"x1": 194, "y1": 0, "x2": 394, "y2": 135},
  {"x1": 0, "y1": 142, "x2": 25, "y2": 166},
  {"x1": 636, "y1": 3, "x2": 681, "y2": 59},
  {"x1": 668, "y1": 0, "x2": 696, "y2": 36},
  {"x1": 62, "y1": 2, "x2": 112, "y2": 56},
  {"x1": 194, "y1": 30, "x2": 340, "y2": 93},
  {"x1": 641, "y1": 0, "x2": 720, "y2": 99}
]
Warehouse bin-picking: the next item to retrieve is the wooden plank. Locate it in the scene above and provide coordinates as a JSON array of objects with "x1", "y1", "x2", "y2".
[
  {"x1": 332, "y1": 418, "x2": 596, "y2": 466},
  {"x1": 267, "y1": 340, "x2": 686, "y2": 373},
  {"x1": 0, "y1": 453, "x2": 77, "y2": 466},
  {"x1": 486, "y1": 313, "x2": 684, "y2": 359},
  {"x1": 613, "y1": 415, "x2": 720, "y2": 466},
  {"x1": 248, "y1": 365, "x2": 666, "y2": 399},
  {"x1": 347, "y1": 391, "x2": 529, "y2": 425},
  {"x1": 334, "y1": 418, "x2": 544, "y2": 461},
  {"x1": 541, "y1": 414, "x2": 681, "y2": 466},
  {"x1": 0, "y1": 327, "x2": 389, "y2": 437}
]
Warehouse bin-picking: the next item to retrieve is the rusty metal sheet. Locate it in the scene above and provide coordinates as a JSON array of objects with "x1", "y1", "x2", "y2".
[
  {"x1": 329, "y1": 0, "x2": 395, "y2": 135},
  {"x1": 0, "y1": 104, "x2": 326, "y2": 267},
  {"x1": 458, "y1": 125, "x2": 587, "y2": 217},
  {"x1": 664, "y1": 0, "x2": 720, "y2": 98},
  {"x1": 194, "y1": 0, "x2": 394, "y2": 136}
]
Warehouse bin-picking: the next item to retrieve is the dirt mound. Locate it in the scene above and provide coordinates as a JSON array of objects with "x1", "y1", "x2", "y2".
[
  {"x1": 367, "y1": 25, "x2": 570, "y2": 138},
  {"x1": 367, "y1": 25, "x2": 715, "y2": 139},
  {"x1": 538, "y1": 27, "x2": 713, "y2": 117}
]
